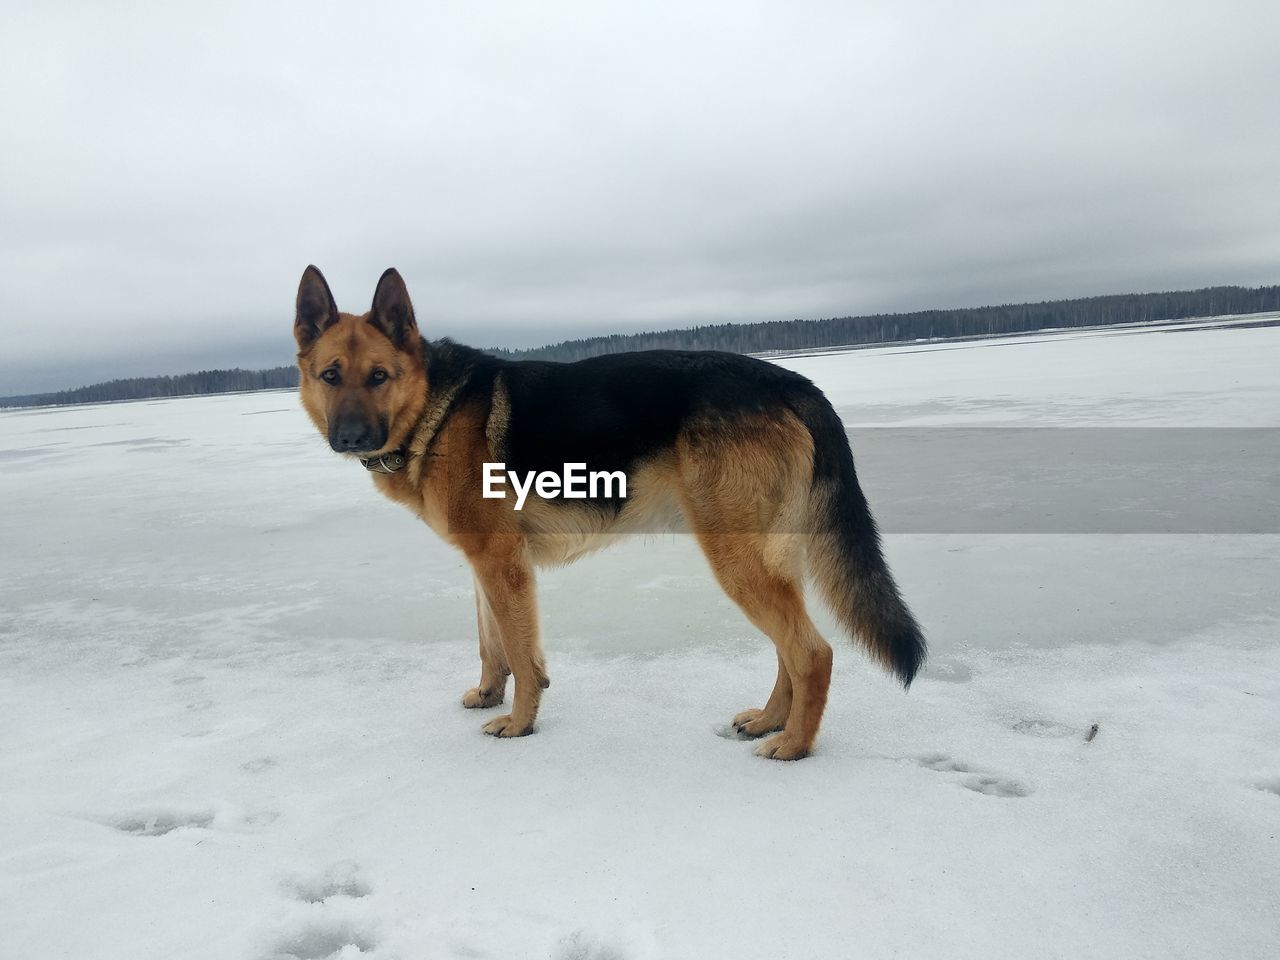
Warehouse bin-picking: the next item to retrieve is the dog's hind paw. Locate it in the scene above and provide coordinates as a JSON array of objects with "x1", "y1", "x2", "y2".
[
  {"x1": 754, "y1": 733, "x2": 811, "y2": 761},
  {"x1": 482, "y1": 714, "x2": 534, "y2": 738},
  {"x1": 731, "y1": 707, "x2": 786, "y2": 739},
  {"x1": 462, "y1": 686, "x2": 504, "y2": 709}
]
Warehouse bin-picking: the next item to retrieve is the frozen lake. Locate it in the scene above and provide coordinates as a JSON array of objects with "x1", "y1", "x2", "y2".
[{"x1": 1, "y1": 320, "x2": 1277, "y2": 959}]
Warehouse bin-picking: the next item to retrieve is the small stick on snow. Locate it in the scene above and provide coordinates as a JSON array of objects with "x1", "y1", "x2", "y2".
[{"x1": 1085, "y1": 723, "x2": 1100, "y2": 743}]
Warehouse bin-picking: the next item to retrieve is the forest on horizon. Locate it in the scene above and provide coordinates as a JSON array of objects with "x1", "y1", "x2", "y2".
[{"x1": 4, "y1": 283, "x2": 1277, "y2": 408}]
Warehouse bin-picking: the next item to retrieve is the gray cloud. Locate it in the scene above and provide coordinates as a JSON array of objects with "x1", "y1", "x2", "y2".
[{"x1": 2, "y1": 0, "x2": 1278, "y2": 393}]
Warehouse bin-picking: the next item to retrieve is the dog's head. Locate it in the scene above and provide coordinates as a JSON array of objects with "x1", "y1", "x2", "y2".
[{"x1": 293, "y1": 266, "x2": 428, "y2": 457}]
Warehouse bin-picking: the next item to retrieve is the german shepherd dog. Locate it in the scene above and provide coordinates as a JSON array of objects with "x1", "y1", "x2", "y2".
[{"x1": 294, "y1": 266, "x2": 925, "y2": 760}]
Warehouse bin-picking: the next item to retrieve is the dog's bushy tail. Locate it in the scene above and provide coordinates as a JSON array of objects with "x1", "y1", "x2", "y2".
[{"x1": 795, "y1": 392, "x2": 927, "y2": 687}]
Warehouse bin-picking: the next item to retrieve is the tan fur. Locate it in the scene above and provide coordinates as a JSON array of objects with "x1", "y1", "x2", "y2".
[
  {"x1": 675, "y1": 410, "x2": 833, "y2": 759},
  {"x1": 298, "y1": 316, "x2": 428, "y2": 462},
  {"x1": 296, "y1": 269, "x2": 852, "y2": 759}
]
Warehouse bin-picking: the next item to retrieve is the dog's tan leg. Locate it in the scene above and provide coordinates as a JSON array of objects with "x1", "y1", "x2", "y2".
[
  {"x1": 732, "y1": 650, "x2": 792, "y2": 738},
  {"x1": 758, "y1": 611, "x2": 832, "y2": 760},
  {"x1": 675, "y1": 408, "x2": 829, "y2": 758},
  {"x1": 466, "y1": 537, "x2": 548, "y2": 738},
  {"x1": 462, "y1": 578, "x2": 509, "y2": 708},
  {"x1": 697, "y1": 533, "x2": 832, "y2": 760}
]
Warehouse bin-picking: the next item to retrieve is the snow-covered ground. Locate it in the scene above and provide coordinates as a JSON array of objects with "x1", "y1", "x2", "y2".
[{"x1": 1, "y1": 322, "x2": 1278, "y2": 959}]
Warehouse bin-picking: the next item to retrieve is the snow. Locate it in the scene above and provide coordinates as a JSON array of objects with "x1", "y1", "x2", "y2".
[
  {"x1": 1, "y1": 322, "x2": 1278, "y2": 959},
  {"x1": 771, "y1": 317, "x2": 1280, "y2": 426}
]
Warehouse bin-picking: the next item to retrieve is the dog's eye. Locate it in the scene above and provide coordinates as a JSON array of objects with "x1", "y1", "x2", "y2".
[
  {"x1": 369, "y1": 369, "x2": 389, "y2": 386},
  {"x1": 320, "y1": 368, "x2": 340, "y2": 385}
]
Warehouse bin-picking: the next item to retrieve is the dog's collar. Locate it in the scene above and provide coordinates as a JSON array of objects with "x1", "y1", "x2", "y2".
[{"x1": 361, "y1": 449, "x2": 408, "y2": 474}]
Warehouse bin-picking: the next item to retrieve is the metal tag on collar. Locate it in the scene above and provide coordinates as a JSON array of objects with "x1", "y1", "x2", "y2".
[{"x1": 362, "y1": 450, "x2": 407, "y2": 474}]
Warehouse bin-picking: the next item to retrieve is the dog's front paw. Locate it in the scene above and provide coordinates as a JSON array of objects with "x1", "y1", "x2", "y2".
[
  {"x1": 482, "y1": 714, "x2": 534, "y2": 738},
  {"x1": 462, "y1": 686, "x2": 504, "y2": 709}
]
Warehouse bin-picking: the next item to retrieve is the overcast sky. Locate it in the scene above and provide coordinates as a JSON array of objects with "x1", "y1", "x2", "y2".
[{"x1": 2, "y1": 1, "x2": 1277, "y2": 394}]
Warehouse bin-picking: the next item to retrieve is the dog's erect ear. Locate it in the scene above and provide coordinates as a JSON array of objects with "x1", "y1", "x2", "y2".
[
  {"x1": 295, "y1": 265, "x2": 340, "y2": 351},
  {"x1": 369, "y1": 268, "x2": 418, "y2": 349}
]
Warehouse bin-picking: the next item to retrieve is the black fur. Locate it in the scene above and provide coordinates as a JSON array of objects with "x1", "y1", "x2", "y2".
[
  {"x1": 425, "y1": 340, "x2": 825, "y2": 494},
  {"x1": 795, "y1": 393, "x2": 928, "y2": 687},
  {"x1": 295, "y1": 265, "x2": 340, "y2": 348}
]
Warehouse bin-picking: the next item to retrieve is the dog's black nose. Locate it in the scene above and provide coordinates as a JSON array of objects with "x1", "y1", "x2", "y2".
[{"x1": 329, "y1": 417, "x2": 375, "y2": 453}]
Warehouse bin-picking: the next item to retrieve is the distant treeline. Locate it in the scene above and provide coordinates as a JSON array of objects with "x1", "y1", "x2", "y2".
[
  {"x1": 3, "y1": 284, "x2": 1277, "y2": 407},
  {"x1": 1, "y1": 367, "x2": 299, "y2": 408},
  {"x1": 491, "y1": 284, "x2": 1280, "y2": 362}
]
